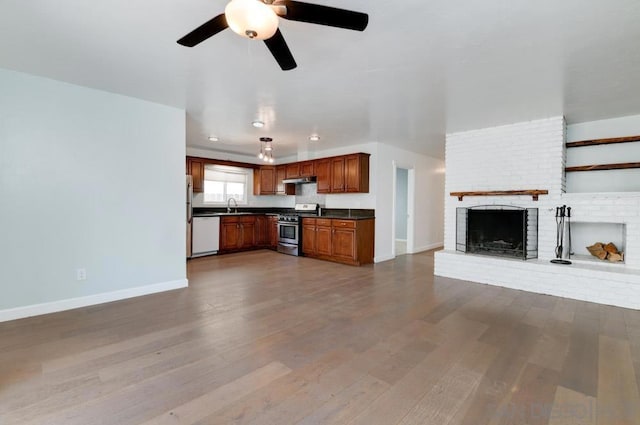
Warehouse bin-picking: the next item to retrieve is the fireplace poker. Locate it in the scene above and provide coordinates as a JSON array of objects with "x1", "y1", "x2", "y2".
[{"x1": 551, "y1": 205, "x2": 572, "y2": 265}]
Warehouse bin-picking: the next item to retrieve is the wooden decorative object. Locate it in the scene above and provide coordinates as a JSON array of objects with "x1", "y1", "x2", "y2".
[
  {"x1": 565, "y1": 162, "x2": 640, "y2": 172},
  {"x1": 449, "y1": 189, "x2": 549, "y2": 201},
  {"x1": 566, "y1": 135, "x2": 640, "y2": 148},
  {"x1": 587, "y1": 242, "x2": 624, "y2": 262},
  {"x1": 587, "y1": 242, "x2": 607, "y2": 260},
  {"x1": 608, "y1": 252, "x2": 624, "y2": 263}
]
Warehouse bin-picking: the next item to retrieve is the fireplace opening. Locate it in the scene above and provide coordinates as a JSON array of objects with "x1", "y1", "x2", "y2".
[{"x1": 456, "y1": 206, "x2": 538, "y2": 260}]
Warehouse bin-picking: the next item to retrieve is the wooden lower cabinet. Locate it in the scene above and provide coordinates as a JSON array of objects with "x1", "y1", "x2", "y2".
[
  {"x1": 301, "y1": 218, "x2": 374, "y2": 265},
  {"x1": 254, "y1": 215, "x2": 268, "y2": 246},
  {"x1": 220, "y1": 216, "x2": 257, "y2": 251},
  {"x1": 316, "y1": 220, "x2": 333, "y2": 257},
  {"x1": 220, "y1": 217, "x2": 242, "y2": 251},
  {"x1": 268, "y1": 216, "x2": 279, "y2": 249},
  {"x1": 332, "y1": 227, "x2": 356, "y2": 263},
  {"x1": 220, "y1": 215, "x2": 277, "y2": 253},
  {"x1": 302, "y1": 221, "x2": 316, "y2": 254}
]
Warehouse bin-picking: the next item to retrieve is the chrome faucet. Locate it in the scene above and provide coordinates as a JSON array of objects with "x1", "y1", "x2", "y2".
[{"x1": 227, "y1": 198, "x2": 238, "y2": 213}]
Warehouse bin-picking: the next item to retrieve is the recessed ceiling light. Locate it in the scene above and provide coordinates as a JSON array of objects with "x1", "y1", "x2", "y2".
[
  {"x1": 252, "y1": 120, "x2": 265, "y2": 128},
  {"x1": 309, "y1": 135, "x2": 320, "y2": 142},
  {"x1": 208, "y1": 136, "x2": 219, "y2": 142}
]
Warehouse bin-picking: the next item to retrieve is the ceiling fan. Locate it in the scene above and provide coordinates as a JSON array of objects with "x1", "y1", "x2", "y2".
[{"x1": 177, "y1": 0, "x2": 368, "y2": 71}]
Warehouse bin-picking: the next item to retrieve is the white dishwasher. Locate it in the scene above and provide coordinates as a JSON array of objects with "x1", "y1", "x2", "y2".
[{"x1": 191, "y1": 216, "x2": 220, "y2": 257}]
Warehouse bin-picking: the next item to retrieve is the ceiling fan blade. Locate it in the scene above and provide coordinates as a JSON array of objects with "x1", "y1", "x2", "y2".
[
  {"x1": 278, "y1": 1, "x2": 368, "y2": 31},
  {"x1": 264, "y1": 29, "x2": 297, "y2": 71},
  {"x1": 177, "y1": 14, "x2": 228, "y2": 47}
]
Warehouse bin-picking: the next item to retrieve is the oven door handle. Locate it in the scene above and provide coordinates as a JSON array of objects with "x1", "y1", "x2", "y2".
[{"x1": 278, "y1": 242, "x2": 298, "y2": 248}]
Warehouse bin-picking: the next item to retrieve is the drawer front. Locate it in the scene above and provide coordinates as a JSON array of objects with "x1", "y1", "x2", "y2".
[
  {"x1": 316, "y1": 218, "x2": 332, "y2": 227},
  {"x1": 302, "y1": 217, "x2": 317, "y2": 225},
  {"x1": 221, "y1": 216, "x2": 239, "y2": 223},
  {"x1": 332, "y1": 219, "x2": 356, "y2": 229},
  {"x1": 240, "y1": 216, "x2": 256, "y2": 223}
]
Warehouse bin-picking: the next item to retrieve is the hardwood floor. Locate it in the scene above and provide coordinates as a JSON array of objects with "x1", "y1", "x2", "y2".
[{"x1": 1, "y1": 249, "x2": 640, "y2": 424}]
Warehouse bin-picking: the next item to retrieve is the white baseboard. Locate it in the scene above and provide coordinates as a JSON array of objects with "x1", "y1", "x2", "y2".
[
  {"x1": 409, "y1": 242, "x2": 444, "y2": 254},
  {"x1": 374, "y1": 254, "x2": 395, "y2": 263},
  {"x1": 0, "y1": 279, "x2": 188, "y2": 323}
]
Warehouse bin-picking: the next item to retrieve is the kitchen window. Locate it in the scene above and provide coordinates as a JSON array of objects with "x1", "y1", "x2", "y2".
[{"x1": 203, "y1": 165, "x2": 248, "y2": 204}]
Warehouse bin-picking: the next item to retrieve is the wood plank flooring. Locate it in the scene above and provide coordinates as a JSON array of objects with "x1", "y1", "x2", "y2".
[{"x1": 1, "y1": 249, "x2": 640, "y2": 424}]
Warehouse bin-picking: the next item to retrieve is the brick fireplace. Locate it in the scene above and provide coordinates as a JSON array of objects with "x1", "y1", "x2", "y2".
[{"x1": 434, "y1": 116, "x2": 640, "y2": 309}]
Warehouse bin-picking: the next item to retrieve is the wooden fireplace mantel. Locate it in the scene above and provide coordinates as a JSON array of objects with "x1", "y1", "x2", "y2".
[{"x1": 450, "y1": 189, "x2": 549, "y2": 201}]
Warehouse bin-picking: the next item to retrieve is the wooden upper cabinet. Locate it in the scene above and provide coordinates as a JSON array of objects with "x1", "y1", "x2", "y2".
[
  {"x1": 299, "y1": 161, "x2": 315, "y2": 177},
  {"x1": 285, "y1": 163, "x2": 300, "y2": 179},
  {"x1": 252, "y1": 152, "x2": 370, "y2": 196},
  {"x1": 345, "y1": 153, "x2": 370, "y2": 193},
  {"x1": 188, "y1": 158, "x2": 205, "y2": 193},
  {"x1": 315, "y1": 159, "x2": 331, "y2": 193},
  {"x1": 331, "y1": 157, "x2": 345, "y2": 192},
  {"x1": 275, "y1": 166, "x2": 295, "y2": 195},
  {"x1": 254, "y1": 167, "x2": 275, "y2": 195}
]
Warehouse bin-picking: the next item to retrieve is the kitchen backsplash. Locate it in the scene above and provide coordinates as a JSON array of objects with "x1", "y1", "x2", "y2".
[{"x1": 295, "y1": 183, "x2": 326, "y2": 205}]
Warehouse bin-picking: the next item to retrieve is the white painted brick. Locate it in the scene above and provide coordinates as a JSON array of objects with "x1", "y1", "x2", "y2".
[{"x1": 436, "y1": 116, "x2": 640, "y2": 309}]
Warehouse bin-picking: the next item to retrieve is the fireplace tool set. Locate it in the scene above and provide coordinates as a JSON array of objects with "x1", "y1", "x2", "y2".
[{"x1": 551, "y1": 205, "x2": 572, "y2": 265}]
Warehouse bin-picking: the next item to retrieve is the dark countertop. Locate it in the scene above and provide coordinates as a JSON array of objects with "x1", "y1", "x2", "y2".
[
  {"x1": 300, "y1": 215, "x2": 375, "y2": 220},
  {"x1": 193, "y1": 212, "x2": 279, "y2": 217},
  {"x1": 192, "y1": 207, "x2": 375, "y2": 220}
]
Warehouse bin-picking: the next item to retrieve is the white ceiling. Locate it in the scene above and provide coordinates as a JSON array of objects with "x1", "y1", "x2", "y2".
[{"x1": 2, "y1": 0, "x2": 640, "y2": 159}]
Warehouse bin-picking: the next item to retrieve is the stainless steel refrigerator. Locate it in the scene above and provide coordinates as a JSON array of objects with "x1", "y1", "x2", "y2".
[{"x1": 186, "y1": 175, "x2": 193, "y2": 258}]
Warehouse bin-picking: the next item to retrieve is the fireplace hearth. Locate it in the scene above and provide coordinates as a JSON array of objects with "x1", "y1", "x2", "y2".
[{"x1": 456, "y1": 206, "x2": 538, "y2": 260}]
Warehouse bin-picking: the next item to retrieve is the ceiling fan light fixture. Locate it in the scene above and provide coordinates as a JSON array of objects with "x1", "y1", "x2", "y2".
[{"x1": 225, "y1": 0, "x2": 279, "y2": 40}]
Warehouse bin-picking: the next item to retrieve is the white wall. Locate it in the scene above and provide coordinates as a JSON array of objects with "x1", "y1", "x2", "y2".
[
  {"x1": 0, "y1": 69, "x2": 187, "y2": 320},
  {"x1": 375, "y1": 143, "x2": 445, "y2": 261}
]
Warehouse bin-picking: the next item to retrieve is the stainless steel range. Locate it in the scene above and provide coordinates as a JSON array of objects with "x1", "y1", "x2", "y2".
[{"x1": 277, "y1": 203, "x2": 318, "y2": 256}]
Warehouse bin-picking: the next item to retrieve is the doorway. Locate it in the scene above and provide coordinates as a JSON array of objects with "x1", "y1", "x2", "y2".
[{"x1": 392, "y1": 163, "x2": 414, "y2": 257}]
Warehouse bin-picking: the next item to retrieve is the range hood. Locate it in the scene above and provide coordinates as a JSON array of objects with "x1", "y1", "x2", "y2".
[{"x1": 282, "y1": 176, "x2": 317, "y2": 184}]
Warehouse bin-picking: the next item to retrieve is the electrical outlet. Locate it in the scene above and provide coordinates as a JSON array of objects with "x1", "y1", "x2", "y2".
[{"x1": 76, "y1": 268, "x2": 87, "y2": 281}]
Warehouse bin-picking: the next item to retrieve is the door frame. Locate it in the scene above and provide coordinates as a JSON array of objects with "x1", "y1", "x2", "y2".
[{"x1": 391, "y1": 161, "x2": 415, "y2": 257}]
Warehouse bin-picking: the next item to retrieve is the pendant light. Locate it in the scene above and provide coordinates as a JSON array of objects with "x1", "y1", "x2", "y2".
[{"x1": 258, "y1": 137, "x2": 275, "y2": 163}]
